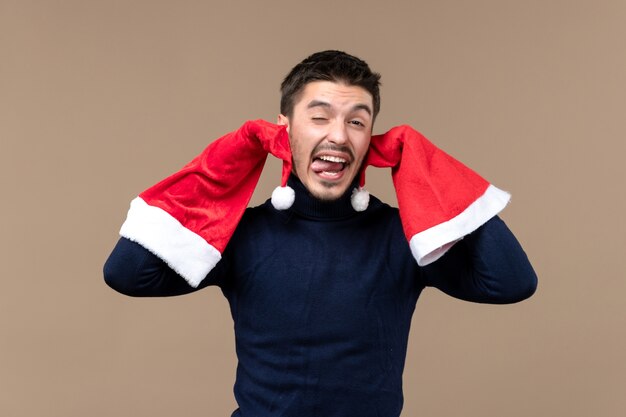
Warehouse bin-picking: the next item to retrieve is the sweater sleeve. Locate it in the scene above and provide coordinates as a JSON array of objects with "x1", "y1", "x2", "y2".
[
  {"x1": 103, "y1": 237, "x2": 225, "y2": 297},
  {"x1": 421, "y1": 216, "x2": 538, "y2": 304}
]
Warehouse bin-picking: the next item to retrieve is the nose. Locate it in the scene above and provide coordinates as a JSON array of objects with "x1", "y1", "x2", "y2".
[{"x1": 327, "y1": 120, "x2": 348, "y2": 145}]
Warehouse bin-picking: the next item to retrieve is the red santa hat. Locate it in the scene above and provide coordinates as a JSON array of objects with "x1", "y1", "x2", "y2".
[
  {"x1": 362, "y1": 124, "x2": 510, "y2": 265},
  {"x1": 119, "y1": 121, "x2": 509, "y2": 287},
  {"x1": 119, "y1": 120, "x2": 294, "y2": 287}
]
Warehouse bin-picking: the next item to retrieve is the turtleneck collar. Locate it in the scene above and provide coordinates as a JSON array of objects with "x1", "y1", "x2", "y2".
[{"x1": 286, "y1": 174, "x2": 361, "y2": 220}]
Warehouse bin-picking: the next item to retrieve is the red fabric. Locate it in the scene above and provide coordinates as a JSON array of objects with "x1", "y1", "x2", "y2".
[
  {"x1": 136, "y1": 121, "x2": 491, "y2": 259},
  {"x1": 366, "y1": 125, "x2": 490, "y2": 240},
  {"x1": 139, "y1": 120, "x2": 291, "y2": 253}
]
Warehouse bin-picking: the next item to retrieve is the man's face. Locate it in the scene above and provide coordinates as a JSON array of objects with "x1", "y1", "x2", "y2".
[{"x1": 278, "y1": 81, "x2": 374, "y2": 201}]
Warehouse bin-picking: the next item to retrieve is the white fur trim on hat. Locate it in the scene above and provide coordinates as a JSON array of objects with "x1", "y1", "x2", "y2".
[
  {"x1": 409, "y1": 184, "x2": 511, "y2": 266},
  {"x1": 271, "y1": 185, "x2": 295, "y2": 210},
  {"x1": 119, "y1": 197, "x2": 222, "y2": 288}
]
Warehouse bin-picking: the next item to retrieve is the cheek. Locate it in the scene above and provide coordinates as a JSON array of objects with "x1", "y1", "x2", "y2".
[
  {"x1": 289, "y1": 127, "x2": 316, "y2": 159},
  {"x1": 354, "y1": 136, "x2": 372, "y2": 160},
  {"x1": 288, "y1": 134, "x2": 309, "y2": 170},
  {"x1": 288, "y1": 135, "x2": 301, "y2": 158}
]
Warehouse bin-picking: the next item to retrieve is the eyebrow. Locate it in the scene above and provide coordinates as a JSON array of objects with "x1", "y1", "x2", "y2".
[
  {"x1": 306, "y1": 100, "x2": 372, "y2": 117},
  {"x1": 352, "y1": 103, "x2": 372, "y2": 116}
]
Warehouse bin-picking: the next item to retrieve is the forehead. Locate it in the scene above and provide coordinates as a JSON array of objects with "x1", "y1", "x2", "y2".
[{"x1": 295, "y1": 81, "x2": 373, "y2": 112}]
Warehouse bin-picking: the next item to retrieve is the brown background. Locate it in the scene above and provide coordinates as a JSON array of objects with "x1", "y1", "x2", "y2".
[{"x1": 2, "y1": 1, "x2": 625, "y2": 416}]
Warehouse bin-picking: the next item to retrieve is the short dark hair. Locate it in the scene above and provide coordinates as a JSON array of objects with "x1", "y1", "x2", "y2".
[{"x1": 280, "y1": 50, "x2": 381, "y2": 120}]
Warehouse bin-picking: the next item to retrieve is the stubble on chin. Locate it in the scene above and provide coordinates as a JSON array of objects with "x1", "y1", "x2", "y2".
[{"x1": 311, "y1": 182, "x2": 343, "y2": 201}]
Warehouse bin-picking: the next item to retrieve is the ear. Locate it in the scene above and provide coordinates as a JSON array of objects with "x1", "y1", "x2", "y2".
[{"x1": 277, "y1": 114, "x2": 290, "y2": 132}]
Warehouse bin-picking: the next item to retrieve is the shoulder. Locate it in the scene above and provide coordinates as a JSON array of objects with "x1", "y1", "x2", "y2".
[
  {"x1": 240, "y1": 199, "x2": 279, "y2": 224},
  {"x1": 363, "y1": 195, "x2": 402, "y2": 227},
  {"x1": 233, "y1": 200, "x2": 287, "y2": 239},
  {"x1": 367, "y1": 195, "x2": 399, "y2": 215}
]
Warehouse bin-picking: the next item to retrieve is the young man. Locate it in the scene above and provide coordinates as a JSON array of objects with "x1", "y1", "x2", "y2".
[{"x1": 104, "y1": 50, "x2": 537, "y2": 417}]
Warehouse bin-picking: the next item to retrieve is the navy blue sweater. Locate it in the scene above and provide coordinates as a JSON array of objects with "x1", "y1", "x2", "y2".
[{"x1": 104, "y1": 177, "x2": 537, "y2": 417}]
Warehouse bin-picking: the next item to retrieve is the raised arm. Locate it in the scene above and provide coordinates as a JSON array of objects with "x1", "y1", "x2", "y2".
[
  {"x1": 103, "y1": 120, "x2": 291, "y2": 294},
  {"x1": 366, "y1": 125, "x2": 536, "y2": 303},
  {"x1": 103, "y1": 237, "x2": 220, "y2": 297},
  {"x1": 421, "y1": 216, "x2": 537, "y2": 304}
]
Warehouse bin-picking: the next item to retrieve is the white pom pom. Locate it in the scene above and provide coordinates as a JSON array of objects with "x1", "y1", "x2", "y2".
[
  {"x1": 351, "y1": 187, "x2": 370, "y2": 212},
  {"x1": 271, "y1": 185, "x2": 295, "y2": 210}
]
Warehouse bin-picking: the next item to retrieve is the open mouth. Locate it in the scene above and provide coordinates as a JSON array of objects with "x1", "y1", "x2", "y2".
[{"x1": 311, "y1": 155, "x2": 349, "y2": 179}]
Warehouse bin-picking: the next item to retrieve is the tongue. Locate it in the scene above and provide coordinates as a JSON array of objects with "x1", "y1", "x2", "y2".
[{"x1": 311, "y1": 159, "x2": 344, "y2": 173}]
